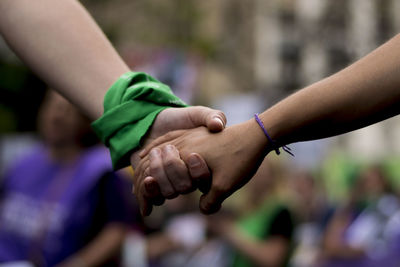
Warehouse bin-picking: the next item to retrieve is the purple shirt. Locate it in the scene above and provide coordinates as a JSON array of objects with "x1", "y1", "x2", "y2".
[{"x1": 0, "y1": 145, "x2": 135, "y2": 266}]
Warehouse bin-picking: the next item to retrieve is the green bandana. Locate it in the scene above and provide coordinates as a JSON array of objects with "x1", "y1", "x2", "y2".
[{"x1": 92, "y1": 71, "x2": 188, "y2": 169}]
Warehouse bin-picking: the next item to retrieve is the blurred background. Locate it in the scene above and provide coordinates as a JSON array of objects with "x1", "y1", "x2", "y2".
[{"x1": 2, "y1": 0, "x2": 400, "y2": 266}]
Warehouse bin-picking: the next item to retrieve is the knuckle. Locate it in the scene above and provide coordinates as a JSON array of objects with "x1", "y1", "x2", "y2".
[
  {"x1": 159, "y1": 184, "x2": 174, "y2": 197},
  {"x1": 163, "y1": 157, "x2": 178, "y2": 169},
  {"x1": 161, "y1": 189, "x2": 173, "y2": 198},
  {"x1": 149, "y1": 164, "x2": 162, "y2": 175},
  {"x1": 176, "y1": 180, "x2": 193, "y2": 193}
]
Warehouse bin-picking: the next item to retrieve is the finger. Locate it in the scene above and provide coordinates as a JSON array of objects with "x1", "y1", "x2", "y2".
[
  {"x1": 133, "y1": 158, "x2": 165, "y2": 209},
  {"x1": 144, "y1": 178, "x2": 165, "y2": 206},
  {"x1": 131, "y1": 159, "x2": 157, "y2": 217},
  {"x1": 206, "y1": 111, "x2": 226, "y2": 132},
  {"x1": 188, "y1": 106, "x2": 227, "y2": 133},
  {"x1": 137, "y1": 176, "x2": 165, "y2": 216},
  {"x1": 199, "y1": 193, "x2": 222, "y2": 215},
  {"x1": 139, "y1": 130, "x2": 185, "y2": 158},
  {"x1": 133, "y1": 159, "x2": 149, "y2": 182},
  {"x1": 186, "y1": 153, "x2": 211, "y2": 193},
  {"x1": 149, "y1": 148, "x2": 177, "y2": 199},
  {"x1": 142, "y1": 202, "x2": 153, "y2": 216},
  {"x1": 162, "y1": 145, "x2": 194, "y2": 194},
  {"x1": 132, "y1": 179, "x2": 152, "y2": 217},
  {"x1": 138, "y1": 180, "x2": 153, "y2": 216},
  {"x1": 199, "y1": 173, "x2": 227, "y2": 214},
  {"x1": 132, "y1": 158, "x2": 149, "y2": 197}
]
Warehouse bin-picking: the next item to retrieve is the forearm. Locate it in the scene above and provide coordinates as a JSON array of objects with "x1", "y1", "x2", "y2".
[
  {"x1": 0, "y1": 0, "x2": 129, "y2": 119},
  {"x1": 323, "y1": 213, "x2": 365, "y2": 259},
  {"x1": 73, "y1": 223, "x2": 127, "y2": 267},
  {"x1": 324, "y1": 242, "x2": 365, "y2": 259},
  {"x1": 259, "y1": 34, "x2": 400, "y2": 145},
  {"x1": 146, "y1": 233, "x2": 181, "y2": 260}
]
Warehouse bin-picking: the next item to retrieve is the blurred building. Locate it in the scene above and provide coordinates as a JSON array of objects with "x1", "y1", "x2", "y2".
[{"x1": 252, "y1": 0, "x2": 400, "y2": 161}]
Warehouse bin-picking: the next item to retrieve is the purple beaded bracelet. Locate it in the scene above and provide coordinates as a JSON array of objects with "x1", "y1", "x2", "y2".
[{"x1": 254, "y1": 113, "x2": 294, "y2": 156}]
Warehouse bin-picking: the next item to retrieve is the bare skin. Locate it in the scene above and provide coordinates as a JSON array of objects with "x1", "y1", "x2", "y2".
[
  {"x1": 139, "y1": 33, "x2": 400, "y2": 214},
  {"x1": 55, "y1": 223, "x2": 127, "y2": 267},
  {"x1": 0, "y1": 0, "x2": 127, "y2": 119},
  {"x1": 0, "y1": 0, "x2": 225, "y2": 207}
]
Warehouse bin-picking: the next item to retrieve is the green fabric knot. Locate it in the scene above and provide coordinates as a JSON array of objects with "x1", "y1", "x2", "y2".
[{"x1": 92, "y1": 71, "x2": 188, "y2": 170}]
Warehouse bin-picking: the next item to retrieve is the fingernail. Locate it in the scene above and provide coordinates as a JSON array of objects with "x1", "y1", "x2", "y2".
[
  {"x1": 213, "y1": 117, "x2": 224, "y2": 127},
  {"x1": 150, "y1": 148, "x2": 160, "y2": 158},
  {"x1": 165, "y1": 144, "x2": 174, "y2": 152},
  {"x1": 188, "y1": 154, "x2": 201, "y2": 168}
]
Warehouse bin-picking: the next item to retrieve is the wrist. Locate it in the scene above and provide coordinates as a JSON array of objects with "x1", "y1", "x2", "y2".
[
  {"x1": 254, "y1": 113, "x2": 294, "y2": 156},
  {"x1": 256, "y1": 108, "x2": 294, "y2": 152},
  {"x1": 240, "y1": 119, "x2": 271, "y2": 158}
]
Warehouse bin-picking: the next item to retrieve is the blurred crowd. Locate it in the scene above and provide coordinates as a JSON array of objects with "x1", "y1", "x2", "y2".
[
  {"x1": 2, "y1": 1, "x2": 400, "y2": 266},
  {"x1": 0, "y1": 91, "x2": 400, "y2": 267},
  {"x1": 129, "y1": 159, "x2": 400, "y2": 267}
]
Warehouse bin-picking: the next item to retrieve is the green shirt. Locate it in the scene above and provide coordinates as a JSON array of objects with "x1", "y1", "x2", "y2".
[{"x1": 233, "y1": 199, "x2": 294, "y2": 267}]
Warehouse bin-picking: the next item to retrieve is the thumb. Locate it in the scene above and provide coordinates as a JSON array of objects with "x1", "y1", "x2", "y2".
[
  {"x1": 186, "y1": 153, "x2": 211, "y2": 193},
  {"x1": 188, "y1": 106, "x2": 226, "y2": 132},
  {"x1": 199, "y1": 175, "x2": 227, "y2": 214}
]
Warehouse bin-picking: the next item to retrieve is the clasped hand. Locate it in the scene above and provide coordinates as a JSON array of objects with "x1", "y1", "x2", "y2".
[{"x1": 133, "y1": 118, "x2": 269, "y2": 216}]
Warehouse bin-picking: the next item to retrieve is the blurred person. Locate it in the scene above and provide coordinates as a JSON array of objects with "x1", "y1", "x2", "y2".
[
  {"x1": 0, "y1": 91, "x2": 137, "y2": 266},
  {"x1": 4, "y1": 0, "x2": 400, "y2": 222},
  {"x1": 289, "y1": 170, "x2": 330, "y2": 223},
  {"x1": 320, "y1": 165, "x2": 400, "y2": 267},
  {"x1": 289, "y1": 170, "x2": 333, "y2": 267},
  {"x1": 207, "y1": 158, "x2": 295, "y2": 267},
  {"x1": 140, "y1": 193, "x2": 218, "y2": 267}
]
